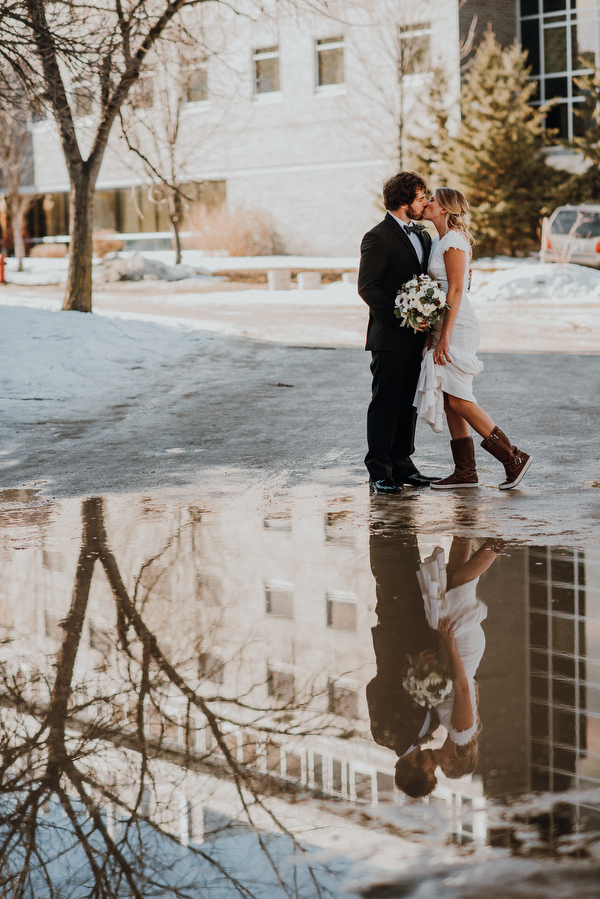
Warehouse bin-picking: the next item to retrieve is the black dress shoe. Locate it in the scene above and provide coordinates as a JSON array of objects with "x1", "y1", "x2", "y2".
[
  {"x1": 369, "y1": 478, "x2": 403, "y2": 495},
  {"x1": 404, "y1": 473, "x2": 440, "y2": 487}
]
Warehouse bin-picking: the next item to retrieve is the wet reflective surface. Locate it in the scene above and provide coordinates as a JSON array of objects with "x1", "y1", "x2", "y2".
[{"x1": 1, "y1": 486, "x2": 599, "y2": 897}]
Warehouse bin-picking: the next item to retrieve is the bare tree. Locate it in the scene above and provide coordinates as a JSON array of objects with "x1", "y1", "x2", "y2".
[
  {"x1": 0, "y1": 72, "x2": 39, "y2": 271},
  {"x1": 0, "y1": 0, "x2": 298, "y2": 312},
  {"x1": 119, "y1": 41, "x2": 212, "y2": 265},
  {"x1": 0, "y1": 497, "x2": 346, "y2": 897}
]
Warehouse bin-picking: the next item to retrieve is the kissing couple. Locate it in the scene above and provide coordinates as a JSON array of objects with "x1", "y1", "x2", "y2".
[{"x1": 358, "y1": 170, "x2": 532, "y2": 495}]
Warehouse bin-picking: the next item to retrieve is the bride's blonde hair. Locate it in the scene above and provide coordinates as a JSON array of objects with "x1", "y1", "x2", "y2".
[{"x1": 435, "y1": 187, "x2": 475, "y2": 247}]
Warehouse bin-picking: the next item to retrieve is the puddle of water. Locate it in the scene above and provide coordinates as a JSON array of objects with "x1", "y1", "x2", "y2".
[{"x1": 0, "y1": 486, "x2": 599, "y2": 897}]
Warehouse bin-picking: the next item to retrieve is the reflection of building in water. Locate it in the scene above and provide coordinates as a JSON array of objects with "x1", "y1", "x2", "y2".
[{"x1": 1, "y1": 491, "x2": 599, "y2": 856}]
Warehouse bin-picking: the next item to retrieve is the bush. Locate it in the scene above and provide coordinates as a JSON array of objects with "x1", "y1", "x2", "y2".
[
  {"x1": 185, "y1": 205, "x2": 285, "y2": 256},
  {"x1": 29, "y1": 243, "x2": 68, "y2": 258},
  {"x1": 93, "y1": 229, "x2": 124, "y2": 257}
]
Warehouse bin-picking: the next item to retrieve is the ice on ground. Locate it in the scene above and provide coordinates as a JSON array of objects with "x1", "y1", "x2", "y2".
[{"x1": 472, "y1": 262, "x2": 600, "y2": 303}]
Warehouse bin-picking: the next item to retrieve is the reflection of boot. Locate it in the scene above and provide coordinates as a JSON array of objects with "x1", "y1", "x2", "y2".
[
  {"x1": 431, "y1": 437, "x2": 478, "y2": 490},
  {"x1": 480, "y1": 426, "x2": 532, "y2": 490}
]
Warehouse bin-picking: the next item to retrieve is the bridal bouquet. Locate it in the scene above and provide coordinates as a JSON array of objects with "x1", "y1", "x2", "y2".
[
  {"x1": 402, "y1": 650, "x2": 453, "y2": 709},
  {"x1": 394, "y1": 274, "x2": 447, "y2": 333}
]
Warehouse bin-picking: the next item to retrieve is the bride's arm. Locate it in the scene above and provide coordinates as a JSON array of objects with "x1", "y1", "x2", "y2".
[
  {"x1": 438, "y1": 619, "x2": 474, "y2": 733},
  {"x1": 433, "y1": 247, "x2": 466, "y2": 366}
]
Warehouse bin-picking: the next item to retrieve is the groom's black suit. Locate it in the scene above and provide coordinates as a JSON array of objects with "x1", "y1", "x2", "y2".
[
  {"x1": 366, "y1": 526, "x2": 439, "y2": 757},
  {"x1": 358, "y1": 213, "x2": 432, "y2": 483}
]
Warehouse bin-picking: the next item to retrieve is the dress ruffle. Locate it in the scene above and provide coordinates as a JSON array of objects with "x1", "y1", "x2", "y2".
[
  {"x1": 415, "y1": 346, "x2": 484, "y2": 434},
  {"x1": 417, "y1": 547, "x2": 487, "y2": 745}
]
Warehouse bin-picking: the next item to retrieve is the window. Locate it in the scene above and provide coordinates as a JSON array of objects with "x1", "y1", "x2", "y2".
[
  {"x1": 328, "y1": 678, "x2": 359, "y2": 719},
  {"x1": 185, "y1": 65, "x2": 208, "y2": 103},
  {"x1": 265, "y1": 582, "x2": 293, "y2": 617},
  {"x1": 398, "y1": 22, "x2": 432, "y2": 77},
  {"x1": 326, "y1": 592, "x2": 357, "y2": 632},
  {"x1": 316, "y1": 37, "x2": 344, "y2": 87},
  {"x1": 267, "y1": 664, "x2": 295, "y2": 703},
  {"x1": 72, "y1": 79, "x2": 94, "y2": 117},
  {"x1": 130, "y1": 72, "x2": 154, "y2": 110},
  {"x1": 253, "y1": 46, "x2": 280, "y2": 94}
]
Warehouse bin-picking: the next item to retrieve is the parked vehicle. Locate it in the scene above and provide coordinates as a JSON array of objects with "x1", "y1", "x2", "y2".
[{"x1": 544, "y1": 204, "x2": 600, "y2": 268}]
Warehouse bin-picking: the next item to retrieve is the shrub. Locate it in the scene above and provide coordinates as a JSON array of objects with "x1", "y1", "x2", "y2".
[
  {"x1": 185, "y1": 205, "x2": 285, "y2": 256},
  {"x1": 29, "y1": 243, "x2": 68, "y2": 258},
  {"x1": 93, "y1": 229, "x2": 124, "y2": 257}
]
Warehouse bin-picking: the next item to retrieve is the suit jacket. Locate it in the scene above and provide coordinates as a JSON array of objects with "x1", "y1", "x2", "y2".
[
  {"x1": 366, "y1": 528, "x2": 439, "y2": 757},
  {"x1": 358, "y1": 213, "x2": 432, "y2": 352}
]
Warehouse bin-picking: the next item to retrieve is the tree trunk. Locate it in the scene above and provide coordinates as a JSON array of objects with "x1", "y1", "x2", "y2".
[
  {"x1": 63, "y1": 170, "x2": 95, "y2": 312},
  {"x1": 171, "y1": 191, "x2": 183, "y2": 265},
  {"x1": 14, "y1": 196, "x2": 28, "y2": 273}
]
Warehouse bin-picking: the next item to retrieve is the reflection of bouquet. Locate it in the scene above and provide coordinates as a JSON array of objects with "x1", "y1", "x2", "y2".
[
  {"x1": 402, "y1": 650, "x2": 453, "y2": 708},
  {"x1": 394, "y1": 274, "x2": 448, "y2": 333}
]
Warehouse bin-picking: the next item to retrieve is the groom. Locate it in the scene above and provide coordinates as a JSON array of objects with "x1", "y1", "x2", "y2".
[{"x1": 358, "y1": 171, "x2": 435, "y2": 494}]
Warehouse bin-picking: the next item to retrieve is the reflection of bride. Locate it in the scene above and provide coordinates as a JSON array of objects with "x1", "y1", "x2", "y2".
[{"x1": 417, "y1": 538, "x2": 502, "y2": 779}]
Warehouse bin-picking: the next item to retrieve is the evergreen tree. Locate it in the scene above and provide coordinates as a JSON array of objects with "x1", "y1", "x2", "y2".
[
  {"x1": 443, "y1": 31, "x2": 562, "y2": 257},
  {"x1": 572, "y1": 67, "x2": 600, "y2": 199},
  {"x1": 410, "y1": 66, "x2": 453, "y2": 186}
]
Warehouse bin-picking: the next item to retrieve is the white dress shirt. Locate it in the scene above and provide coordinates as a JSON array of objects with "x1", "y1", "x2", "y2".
[{"x1": 390, "y1": 212, "x2": 424, "y2": 264}]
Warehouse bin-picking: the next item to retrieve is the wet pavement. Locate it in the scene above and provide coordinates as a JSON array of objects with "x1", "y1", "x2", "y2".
[
  {"x1": 1, "y1": 318, "x2": 600, "y2": 895},
  {"x1": 1, "y1": 484, "x2": 599, "y2": 896}
]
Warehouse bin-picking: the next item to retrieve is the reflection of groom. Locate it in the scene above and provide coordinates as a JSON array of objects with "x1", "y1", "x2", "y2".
[
  {"x1": 358, "y1": 171, "x2": 435, "y2": 495},
  {"x1": 366, "y1": 525, "x2": 439, "y2": 797}
]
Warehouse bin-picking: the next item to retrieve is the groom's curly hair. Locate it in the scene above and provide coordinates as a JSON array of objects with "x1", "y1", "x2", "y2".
[{"x1": 383, "y1": 171, "x2": 428, "y2": 211}]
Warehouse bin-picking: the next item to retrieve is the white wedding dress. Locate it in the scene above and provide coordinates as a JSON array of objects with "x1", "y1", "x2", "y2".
[
  {"x1": 416, "y1": 546, "x2": 487, "y2": 745},
  {"x1": 414, "y1": 230, "x2": 484, "y2": 433}
]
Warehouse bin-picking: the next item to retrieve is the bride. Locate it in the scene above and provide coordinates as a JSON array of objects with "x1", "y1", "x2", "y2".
[{"x1": 415, "y1": 188, "x2": 532, "y2": 490}]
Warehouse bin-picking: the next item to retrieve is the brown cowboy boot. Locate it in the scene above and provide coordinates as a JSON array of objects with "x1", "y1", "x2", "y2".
[
  {"x1": 480, "y1": 426, "x2": 532, "y2": 490},
  {"x1": 431, "y1": 437, "x2": 479, "y2": 490}
]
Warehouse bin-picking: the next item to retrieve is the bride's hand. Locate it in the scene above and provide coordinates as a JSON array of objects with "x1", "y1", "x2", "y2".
[{"x1": 433, "y1": 334, "x2": 451, "y2": 365}]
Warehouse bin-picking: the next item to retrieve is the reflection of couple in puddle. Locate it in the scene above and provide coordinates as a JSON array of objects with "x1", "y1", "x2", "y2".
[{"x1": 367, "y1": 528, "x2": 504, "y2": 798}]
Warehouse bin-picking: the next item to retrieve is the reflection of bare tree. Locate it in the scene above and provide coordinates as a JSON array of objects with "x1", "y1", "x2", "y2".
[{"x1": 0, "y1": 497, "x2": 342, "y2": 898}]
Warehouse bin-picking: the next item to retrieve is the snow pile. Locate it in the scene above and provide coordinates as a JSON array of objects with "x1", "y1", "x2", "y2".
[
  {"x1": 96, "y1": 253, "x2": 211, "y2": 282},
  {"x1": 0, "y1": 304, "x2": 206, "y2": 421},
  {"x1": 472, "y1": 262, "x2": 600, "y2": 303}
]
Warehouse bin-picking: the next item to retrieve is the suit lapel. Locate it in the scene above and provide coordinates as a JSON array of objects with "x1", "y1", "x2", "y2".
[{"x1": 385, "y1": 212, "x2": 428, "y2": 272}]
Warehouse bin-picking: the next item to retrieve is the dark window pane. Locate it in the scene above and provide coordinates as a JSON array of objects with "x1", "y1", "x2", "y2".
[
  {"x1": 553, "y1": 706, "x2": 576, "y2": 743},
  {"x1": 313, "y1": 753, "x2": 323, "y2": 788},
  {"x1": 530, "y1": 581, "x2": 548, "y2": 610},
  {"x1": 544, "y1": 100, "x2": 570, "y2": 137},
  {"x1": 552, "y1": 617, "x2": 575, "y2": 654},
  {"x1": 328, "y1": 680, "x2": 359, "y2": 718},
  {"x1": 186, "y1": 67, "x2": 208, "y2": 103},
  {"x1": 552, "y1": 585, "x2": 575, "y2": 612},
  {"x1": 551, "y1": 554, "x2": 576, "y2": 585},
  {"x1": 553, "y1": 653, "x2": 576, "y2": 678},
  {"x1": 332, "y1": 758, "x2": 344, "y2": 792},
  {"x1": 544, "y1": 26, "x2": 568, "y2": 73},
  {"x1": 255, "y1": 55, "x2": 279, "y2": 93},
  {"x1": 532, "y1": 767, "x2": 551, "y2": 790},
  {"x1": 354, "y1": 770, "x2": 374, "y2": 802},
  {"x1": 545, "y1": 75, "x2": 569, "y2": 97},
  {"x1": 553, "y1": 678, "x2": 576, "y2": 706},
  {"x1": 531, "y1": 674, "x2": 549, "y2": 700},
  {"x1": 285, "y1": 751, "x2": 302, "y2": 780},
  {"x1": 317, "y1": 39, "x2": 344, "y2": 86},
  {"x1": 544, "y1": 0, "x2": 566, "y2": 10},
  {"x1": 327, "y1": 595, "x2": 357, "y2": 631},
  {"x1": 265, "y1": 587, "x2": 293, "y2": 617},
  {"x1": 531, "y1": 740, "x2": 551, "y2": 766},
  {"x1": 377, "y1": 771, "x2": 394, "y2": 800},
  {"x1": 520, "y1": 0, "x2": 539, "y2": 14},
  {"x1": 530, "y1": 611, "x2": 549, "y2": 649},
  {"x1": 267, "y1": 666, "x2": 294, "y2": 703},
  {"x1": 522, "y1": 19, "x2": 541, "y2": 74},
  {"x1": 399, "y1": 24, "x2": 431, "y2": 75},
  {"x1": 531, "y1": 702, "x2": 550, "y2": 739}
]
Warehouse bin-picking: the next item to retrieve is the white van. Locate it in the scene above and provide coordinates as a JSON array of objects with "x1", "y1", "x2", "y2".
[{"x1": 544, "y1": 204, "x2": 600, "y2": 268}]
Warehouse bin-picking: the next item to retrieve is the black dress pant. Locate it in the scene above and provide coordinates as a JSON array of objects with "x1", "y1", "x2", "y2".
[{"x1": 365, "y1": 348, "x2": 423, "y2": 482}]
